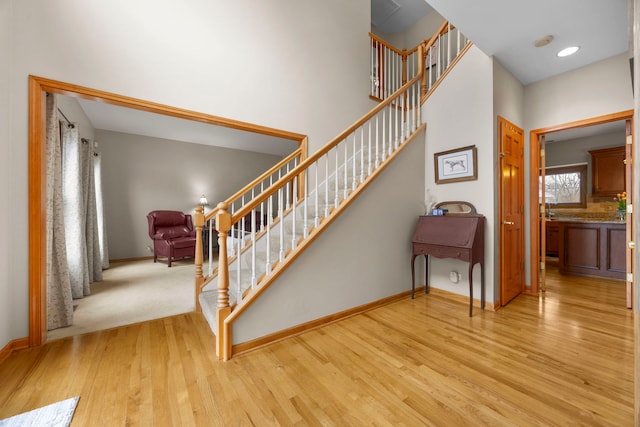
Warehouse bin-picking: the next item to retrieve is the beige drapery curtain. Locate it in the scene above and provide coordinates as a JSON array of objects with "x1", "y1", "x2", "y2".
[
  {"x1": 62, "y1": 124, "x2": 103, "y2": 297},
  {"x1": 46, "y1": 93, "x2": 74, "y2": 329},
  {"x1": 46, "y1": 93, "x2": 109, "y2": 330}
]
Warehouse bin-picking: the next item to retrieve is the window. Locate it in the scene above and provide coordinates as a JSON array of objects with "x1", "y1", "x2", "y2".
[{"x1": 541, "y1": 164, "x2": 587, "y2": 208}]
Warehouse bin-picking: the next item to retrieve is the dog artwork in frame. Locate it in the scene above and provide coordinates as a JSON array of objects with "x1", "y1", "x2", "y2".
[{"x1": 434, "y1": 145, "x2": 478, "y2": 184}]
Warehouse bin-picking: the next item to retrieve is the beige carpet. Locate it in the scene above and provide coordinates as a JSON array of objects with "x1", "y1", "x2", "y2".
[{"x1": 47, "y1": 257, "x2": 217, "y2": 341}]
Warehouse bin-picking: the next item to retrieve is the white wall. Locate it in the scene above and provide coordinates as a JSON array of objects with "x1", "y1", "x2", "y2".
[
  {"x1": 97, "y1": 130, "x2": 284, "y2": 260},
  {"x1": 235, "y1": 136, "x2": 426, "y2": 343},
  {"x1": 2, "y1": 0, "x2": 372, "y2": 345},
  {"x1": 57, "y1": 96, "x2": 96, "y2": 141},
  {"x1": 0, "y1": 0, "x2": 13, "y2": 348},
  {"x1": 493, "y1": 59, "x2": 524, "y2": 127},
  {"x1": 524, "y1": 54, "x2": 633, "y2": 131},
  {"x1": 423, "y1": 46, "x2": 496, "y2": 303},
  {"x1": 403, "y1": 11, "x2": 445, "y2": 49}
]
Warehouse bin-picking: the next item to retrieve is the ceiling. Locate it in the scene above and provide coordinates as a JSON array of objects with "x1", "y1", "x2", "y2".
[
  {"x1": 77, "y1": 1, "x2": 630, "y2": 154},
  {"x1": 373, "y1": 0, "x2": 629, "y2": 85},
  {"x1": 77, "y1": 99, "x2": 299, "y2": 157}
]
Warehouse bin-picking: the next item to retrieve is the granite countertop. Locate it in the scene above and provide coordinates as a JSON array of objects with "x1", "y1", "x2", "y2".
[{"x1": 547, "y1": 217, "x2": 625, "y2": 224}]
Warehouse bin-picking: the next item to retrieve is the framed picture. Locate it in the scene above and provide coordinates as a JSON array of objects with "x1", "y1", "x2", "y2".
[{"x1": 434, "y1": 145, "x2": 477, "y2": 184}]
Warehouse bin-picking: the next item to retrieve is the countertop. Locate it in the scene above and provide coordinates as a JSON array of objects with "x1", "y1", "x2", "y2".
[{"x1": 546, "y1": 217, "x2": 625, "y2": 224}]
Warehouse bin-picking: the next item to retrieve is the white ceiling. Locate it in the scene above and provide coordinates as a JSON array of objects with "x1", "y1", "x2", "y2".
[
  {"x1": 78, "y1": 99, "x2": 298, "y2": 157},
  {"x1": 371, "y1": 0, "x2": 434, "y2": 34},
  {"x1": 545, "y1": 120, "x2": 626, "y2": 143},
  {"x1": 375, "y1": 0, "x2": 629, "y2": 85}
]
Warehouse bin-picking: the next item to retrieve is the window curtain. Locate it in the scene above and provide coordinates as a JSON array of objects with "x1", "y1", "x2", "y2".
[
  {"x1": 62, "y1": 125, "x2": 103, "y2": 297},
  {"x1": 45, "y1": 93, "x2": 74, "y2": 329},
  {"x1": 46, "y1": 93, "x2": 109, "y2": 330},
  {"x1": 94, "y1": 151, "x2": 110, "y2": 270}
]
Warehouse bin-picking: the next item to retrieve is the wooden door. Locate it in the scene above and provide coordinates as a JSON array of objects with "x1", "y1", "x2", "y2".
[
  {"x1": 625, "y1": 119, "x2": 634, "y2": 308},
  {"x1": 498, "y1": 117, "x2": 525, "y2": 305}
]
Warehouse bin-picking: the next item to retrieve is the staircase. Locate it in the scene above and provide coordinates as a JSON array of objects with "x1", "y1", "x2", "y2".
[{"x1": 194, "y1": 20, "x2": 471, "y2": 360}]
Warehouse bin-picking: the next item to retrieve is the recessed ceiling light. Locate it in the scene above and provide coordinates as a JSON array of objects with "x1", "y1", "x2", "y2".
[
  {"x1": 534, "y1": 35, "x2": 554, "y2": 48},
  {"x1": 557, "y1": 46, "x2": 580, "y2": 57}
]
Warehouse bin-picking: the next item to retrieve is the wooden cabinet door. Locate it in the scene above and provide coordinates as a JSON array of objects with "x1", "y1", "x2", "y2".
[
  {"x1": 589, "y1": 146, "x2": 625, "y2": 197},
  {"x1": 546, "y1": 223, "x2": 559, "y2": 256}
]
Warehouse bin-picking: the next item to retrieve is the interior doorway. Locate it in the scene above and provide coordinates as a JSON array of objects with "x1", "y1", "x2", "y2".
[
  {"x1": 28, "y1": 76, "x2": 307, "y2": 346},
  {"x1": 529, "y1": 110, "x2": 634, "y2": 303}
]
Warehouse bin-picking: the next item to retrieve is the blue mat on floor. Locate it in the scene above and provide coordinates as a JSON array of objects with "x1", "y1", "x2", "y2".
[{"x1": 0, "y1": 396, "x2": 79, "y2": 427}]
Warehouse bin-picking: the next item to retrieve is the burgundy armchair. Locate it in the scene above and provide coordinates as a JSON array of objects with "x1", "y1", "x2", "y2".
[{"x1": 147, "y1": 210, "x2": 197, "y2": 267}]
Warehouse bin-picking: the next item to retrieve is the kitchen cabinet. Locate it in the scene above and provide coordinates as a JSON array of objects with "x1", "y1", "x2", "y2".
[
  {"x1": 545, "y1": 222, "x2": 560, "y2": 256},
  {"x1": 557, "y1": 220, "x2": 625, "y2": 279},
  {"x1": 589, "y1": 146, "x2": 625, "y2": 197}
]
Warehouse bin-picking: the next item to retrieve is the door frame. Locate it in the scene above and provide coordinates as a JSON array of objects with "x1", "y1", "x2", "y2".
[
  {"x1": 27, "y1": 75, "x2": 307, "y2": 346},
  {"x1": 528, "y1": 110, "x2": 634, "y2": 295}
]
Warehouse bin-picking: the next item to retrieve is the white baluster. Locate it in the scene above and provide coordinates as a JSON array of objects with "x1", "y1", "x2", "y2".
[
  {"x1": 291, "y1": 178, "x2": 297, "y2": 249},
  {"x1": 266, "y1": 195, "x2": 272, "y2": 274},
  {"x1": 383, "y1": 45, "x2": 387, "y2": 97},
  {"x1": 394, "y1": 95, "x2": 399, "y2": 149},
  {"x1": 417, "y1": 84, "x2": 422, "y2": 126},
  {"x1": 343, "y1": 138, "x2": 348, "y2": 198},
  {"x1": 286, "y1": 163, "x2": 291, "y2": 209},
  {"x1": 278, "y1": 187, "x2": 284, "y2": 262},
  {"x1": 207, "y1": 218, "x2": 213, "y2": 275},
  {"x1": 377, "y1": 42, "x2": 380, "y2": 97},
  {"x1": 334, "y1": 148, "x2": 339, "y2": 208},
  {"x1": 388, "y1": 104, "x2": 392, "y2": 156},
  {"x1": 400, "y1": 93, "x2": 405, "y2": 143},
  {"x1": 437, "y1": 36, "x2": 441, "y2": 79},
  {"x1": 315, "y1": 162, "x2": 319, "y2": 227},
  {"x1": 370, "y1": 40, "x2": 374, "y2": 96},
  {"x1": 447, "y1": 23, "x2": 451, "y2": 68},
  {"x1": 303, "y1": 169, "x2": 309, "y2": 238},
  {"x1": 430, "y1": 45, "x2": 433, "y2": 90},
  {"x1": 350, "y1": 132, "x2": 356, "y2": 190},
  {"x1": 381, "y1": 110, "x2": 386, "y2": 161},
  {"x1": 375, "y1": 115, "x2": 380, "y2": 168},
  {"x1": 359, "y1": 128, "x2": 365, "y2": 184},
  {"x1": 251, "y1": 209, "x2": 256, "y2": 288},
  {"x1": 324, "y1": 154, "x2": 329, "y2": 217},
  {"x1": 368, "y1": 121, "x2": 373, "y2": 175}
]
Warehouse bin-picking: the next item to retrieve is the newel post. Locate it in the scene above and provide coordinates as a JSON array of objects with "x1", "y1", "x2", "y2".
[
  {"x1": 194, "y1": 206, "x2": 204, "y2": 312},
  {"x1": 215, "y1": 202, "x2": 232, "y2": 360},
  {"x1": 401, "y1": 48, "x2": 408, "y2": 86},
  {"x1": 420, "y1": 42, "x2": 428, "y2": 97}
]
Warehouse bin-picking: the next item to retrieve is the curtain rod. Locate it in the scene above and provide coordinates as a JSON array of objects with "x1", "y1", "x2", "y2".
[{"x1": 57, "y1": 108, "x2": 72, "y2": 124}]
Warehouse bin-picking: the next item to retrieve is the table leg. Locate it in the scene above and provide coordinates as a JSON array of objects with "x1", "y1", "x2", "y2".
[
  {"x1": 468, "y1": 262, "x2": 474, "y2": 317},
  {"x1": 424, "y1": 255, "x2": 429, "y2": 294},
  {"x1": 411, "y1": 255, "x2": 417, "y2": 298},
  {"x1": 480, "y1": 262, "x2": 485, "y2": 310}
]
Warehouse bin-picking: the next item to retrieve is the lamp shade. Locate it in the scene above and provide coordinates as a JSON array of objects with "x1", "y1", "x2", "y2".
[{"x1": 199, "y1": 195, "x2": 209, "y2": 207}]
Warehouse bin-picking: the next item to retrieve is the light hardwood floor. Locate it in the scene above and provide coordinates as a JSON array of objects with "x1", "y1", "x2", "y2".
[{"x1": 0, "y1": 265, "x2": 633, "y2": 426}]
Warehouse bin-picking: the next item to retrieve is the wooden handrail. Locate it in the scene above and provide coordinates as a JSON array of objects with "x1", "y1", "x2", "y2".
[
  {"x1": 229, "y1": 66, "x2": 424, "y2": 225},
  {"x1": 203, "y1": 142, "x2": 306, "y2": 223},
  {"x1": 368, "y1": 32, "x2": 405, "y2": 55}
]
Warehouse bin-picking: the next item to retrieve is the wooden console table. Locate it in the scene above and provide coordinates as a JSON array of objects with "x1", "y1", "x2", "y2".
[{"x1": 411, "y1": 214, "x2": 485, "y2": 316}]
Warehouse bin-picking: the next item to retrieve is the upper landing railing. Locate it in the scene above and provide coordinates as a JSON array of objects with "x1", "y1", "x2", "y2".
[{"x1": 370, "y1": 21, "x2": 470, "y2": 103}]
